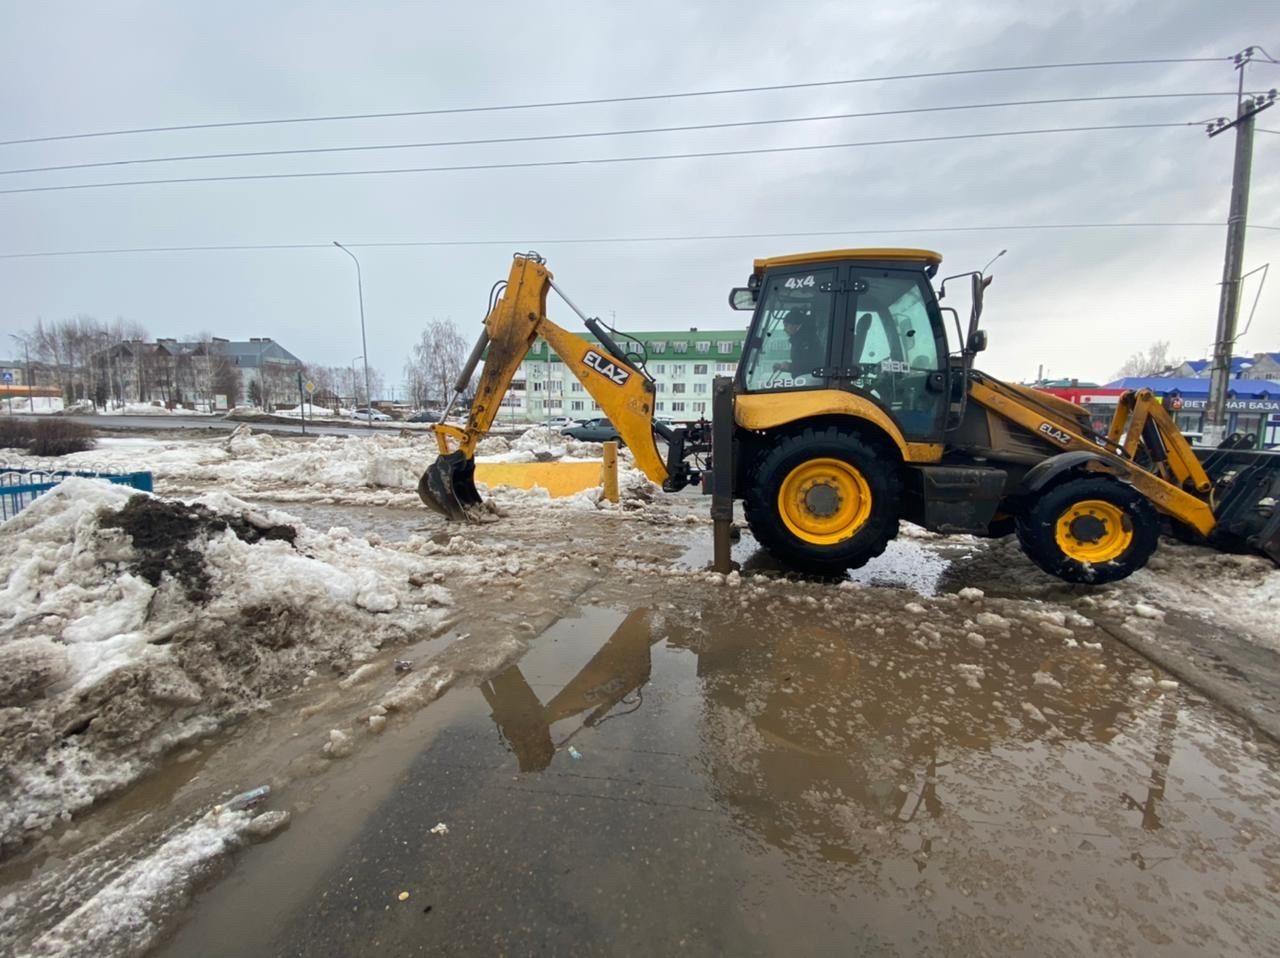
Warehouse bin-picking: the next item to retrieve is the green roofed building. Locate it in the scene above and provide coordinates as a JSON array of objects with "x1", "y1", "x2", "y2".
[{"x1": 499, "y1": 327, "x2": 746, "y2": 423}]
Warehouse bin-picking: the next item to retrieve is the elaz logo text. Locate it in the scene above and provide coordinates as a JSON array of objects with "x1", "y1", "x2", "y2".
[
  {"x1": 1038, "y1": 422, "x2": 1072, "y2": 445},
  {"x1": 583, "y1": 350, "x2": 630, "y2": 385}
]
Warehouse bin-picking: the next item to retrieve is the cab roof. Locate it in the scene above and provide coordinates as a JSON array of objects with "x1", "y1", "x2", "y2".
[{"x1": 753, "y1": 248, "x2": 943, "y2": 274}]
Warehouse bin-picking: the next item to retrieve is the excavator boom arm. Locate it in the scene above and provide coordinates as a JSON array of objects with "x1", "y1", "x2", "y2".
[{"x1": 421, "y1": 254, "x2": 668, "y2": 519}]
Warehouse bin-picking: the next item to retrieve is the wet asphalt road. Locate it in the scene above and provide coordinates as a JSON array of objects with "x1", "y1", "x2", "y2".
[{"x1": 157, "y1": 560, "x2": 1280, "y2": 958}]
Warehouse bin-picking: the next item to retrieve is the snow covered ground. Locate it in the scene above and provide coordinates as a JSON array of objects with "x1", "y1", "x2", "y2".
[
  {"x1": 3, "y1": 425, "x2": 1279, "y2": 957},
  {"x1": 2, "y1": 397, "x2": 64, "y2": 414},
  {"x1": 0, "y1": 479, "x2": 455, "y2": 853}
]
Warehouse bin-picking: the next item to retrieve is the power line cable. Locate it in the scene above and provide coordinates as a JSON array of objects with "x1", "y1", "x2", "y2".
[
  {"x1": 0, "y1": 55, "x2": 1232, "y2": 148},
  {"x1": 5, "y1": 221, "x2": 1279, "y2": 260},
  {"x1": 0, "y1": 92, "x2": 1248, "y2": 178},
  {"x1": 0, "y1": 121, "x2": 1200, "y2": 197}
]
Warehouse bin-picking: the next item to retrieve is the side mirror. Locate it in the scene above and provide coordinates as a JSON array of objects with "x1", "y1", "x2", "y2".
[
  {"x1": 728, "y1": 287, "x2": 756, "y2": 311},
  {"x1": 967, "y1": 330, "x2": 988, "y2": 354}
]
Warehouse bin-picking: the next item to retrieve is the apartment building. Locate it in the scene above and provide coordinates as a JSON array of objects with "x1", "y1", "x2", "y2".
[{"x1": 499, "y1": 328, "x2": 746, "y2": 423}]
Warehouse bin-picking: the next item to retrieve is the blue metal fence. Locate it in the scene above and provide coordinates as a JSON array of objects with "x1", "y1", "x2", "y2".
[{"x1": 0, "y1": 467, "x2": 154, "y2": 521}]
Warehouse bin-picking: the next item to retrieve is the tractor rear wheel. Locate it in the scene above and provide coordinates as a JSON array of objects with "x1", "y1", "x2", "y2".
[
  {"x1": 1015, "y1": 476, "x2": 1159, "y2": 584},
  {"x1": 743, "y1": 427, "x2": 899, "y2": 576}
]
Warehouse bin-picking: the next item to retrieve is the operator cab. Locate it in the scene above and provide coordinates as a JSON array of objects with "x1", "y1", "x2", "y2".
[{"x1": 730, "y1": 249, "x2": 950, "y2": 442}]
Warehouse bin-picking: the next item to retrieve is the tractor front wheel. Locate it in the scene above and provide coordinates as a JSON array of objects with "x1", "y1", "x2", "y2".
[
  {"x1": 743, "y1": 427, "x2": 900, "y2": 576},
  {"x1": 1015, "y1": 476, "x2": 1159, "y2": 584}
]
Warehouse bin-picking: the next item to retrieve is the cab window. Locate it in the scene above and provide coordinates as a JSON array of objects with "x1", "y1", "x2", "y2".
[
  {"x1": 742, "y1": 268, "x2": 836, "y2": 391},
  {"x1": 844, "y1": 272, "x2": 943, "y2": 438}
]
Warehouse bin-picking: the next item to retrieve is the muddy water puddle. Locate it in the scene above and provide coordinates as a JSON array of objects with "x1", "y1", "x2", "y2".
[{"x1": 159, "y1": 588, "x2": 1280, "y2": 957}]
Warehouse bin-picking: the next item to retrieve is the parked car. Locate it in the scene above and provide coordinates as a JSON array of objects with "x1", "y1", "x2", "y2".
[
  {"x1": 406, "y1": 410, "x2": 438, "y2": 423},
  {"x1": 561, "y1": 417, "x2": 622, "y2": 443},
  {"x1": 539, "y1": 416, "x2": 580, "y2": 429},
  {"x1": 351, "y1": 408, "x2": 392, "y2": 422}
]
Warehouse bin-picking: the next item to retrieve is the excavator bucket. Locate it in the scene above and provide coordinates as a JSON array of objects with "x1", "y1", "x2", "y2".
[
  {"x1": 418, "y1": 450, "x2": 483, "y2": 520},
  {"x1": 1199, "y1": 442, "x2": 1280, "y2": 563}
]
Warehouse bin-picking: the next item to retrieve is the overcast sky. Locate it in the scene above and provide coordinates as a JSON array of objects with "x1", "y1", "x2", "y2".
[{"x1": 2, "y1": 0, "x2": 1278, "y2": 389}]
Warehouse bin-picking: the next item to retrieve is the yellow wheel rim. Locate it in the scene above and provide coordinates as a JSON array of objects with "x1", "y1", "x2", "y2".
[
  {"x1": 776, "y1": 457, "x2": 872, "y2": 545},
  {"x1": 1053, "y1": 499, "x2": 1133, "y2": 563}
]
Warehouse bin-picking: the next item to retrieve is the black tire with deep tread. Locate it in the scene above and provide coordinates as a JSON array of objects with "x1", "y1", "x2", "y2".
[
  {"x1": 743, "y1": 427, "x2": 900, "y2": 575},
  {"x1": 1015, "y1": 476, "x2": 1160, "y2": 584}
]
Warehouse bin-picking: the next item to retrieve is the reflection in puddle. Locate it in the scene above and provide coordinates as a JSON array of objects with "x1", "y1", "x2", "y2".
[
  {"x1": 482, "y1": 609, "x2": 657, "y2": 771},
  {"x1": 483, "y1": 599, "x2": 1188, "y2": 848},
  {"x1": 675, "y1": 527, "x2": 951, "y2": 595}
]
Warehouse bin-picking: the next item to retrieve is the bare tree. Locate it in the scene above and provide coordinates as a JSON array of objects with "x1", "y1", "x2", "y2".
[
  {"x1": 1114, "y1": 340, "x2": 1174, "y2": 379},
  {"x1": 405, "y1": 319, "x2": 468, "y2": 410},
  {"x1": 24, "y1": 315, "x2": 150, "y2": 406}
]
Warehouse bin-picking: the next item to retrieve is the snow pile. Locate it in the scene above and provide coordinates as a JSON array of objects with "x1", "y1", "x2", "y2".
[
  {"x1": 3, "y1": 397, "x2": 64, "y2": 415},
  {"x1": 16, "y1": 807, "x2": 257, "y2": 957},
  {"x1": 0, "y1": 479, "x2": 454, "y2": 851},
  {"x1": 477, "y1": 425, "x2": 605, "y2": 463},
  {"x1": 37, "y1": 425, "x2": 428, "y2": 503}
]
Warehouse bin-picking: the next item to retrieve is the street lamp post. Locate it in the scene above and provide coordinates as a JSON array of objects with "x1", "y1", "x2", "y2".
[{"x1": 333, "y1": 242, "x2": 373, "y2": 428}]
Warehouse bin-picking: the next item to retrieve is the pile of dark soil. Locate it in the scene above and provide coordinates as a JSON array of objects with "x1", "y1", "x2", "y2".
[{"x1": 100, "y1": 495, "x2": 297, "y2": 602}]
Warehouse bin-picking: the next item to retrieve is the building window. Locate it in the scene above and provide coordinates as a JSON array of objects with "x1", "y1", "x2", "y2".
[
  {"x1": 654, "y1": 363, "x2": 666, "y2": 375},
  {"x1": 592, "y1": 401, "x2": 600, "y2": 410},
  {"x1": 672, "y1": 383, "x2": 686, "y2": 393},
  {"x1": 673, "y1": 364, "x2": 686, "y2": 376},
  {"x1": 695, "y1": 341, "x2": 710, "y2": 353},
  {"x1": 657, "y1": 402, "x2": 666, "y2": 411},
  {"x1": 571, "y1": 400, "x2": 584, "y2": 411},
  {"x1": 717, "y1": 340, "x2": 735, "y2": 354},
  {"x1": 716, "y1": 362, "x2": 735, "y2": 373},
  {"x1": 548, "y1": 380, "x2": 562, "y2": 393},
  {"x1": 671, "y1": 401, "x2": 685, "y2": 412},
  {"x1": 531, "y1": 381, "x2": 542, "y2": 392},
  {"x1": 530, "y1": 342, "x2": 542, "y2": 354},
  {"x1": 693, "y1": 382, "x2": 707, "y2": 394},
  {"x1": 694, "y1": 401, "x2": 706, "y2": 414},
  {"x1": 673, "y1": 341, "x2": 688, "y2": 353},
  {"x1": 693, "y1": 363, "x2": 708, "y2": 375},
  {"x1": 570, "y1": 381, "x2": 583, "y2": 392},
  {"x1": 649, "y1": 340, "x2": 666, "y2": 354},
  {"x1": 655, "y1": 382, "x2": 666, "y2": 392}
]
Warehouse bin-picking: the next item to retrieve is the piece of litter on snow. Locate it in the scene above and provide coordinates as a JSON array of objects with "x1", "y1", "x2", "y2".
[
  {"x1": 1157, "y1": 679, "x2": 1179, "y2": 691},
  {"x1": 394, "y1": 660, "x2": 413, "y2": 673},
  {"x1": 216, "y1": 785, "x2": 270, "y2": 813},
  {"x1": 567, "y1": 746, "x2": 583, "y2": 760},
  {"x1": 430, "y1": 822, "x2": 449, "y2": 836},
  {"x1": 398, "y1": 891, "x2": 410, "y2": 901}
]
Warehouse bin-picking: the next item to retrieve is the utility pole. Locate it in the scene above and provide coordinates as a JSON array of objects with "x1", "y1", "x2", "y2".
[{"x1": 1203, "y1": 48, "x2": 1277, "y2": 446}]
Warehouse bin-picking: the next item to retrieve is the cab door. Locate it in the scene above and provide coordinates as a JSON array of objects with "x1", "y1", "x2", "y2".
[
  {"x1": 834, "y1": 266, "x2": 949, "y2": 442},
  {"x1": 738, "y1": 264, "x2": 846, "y2": 394}
]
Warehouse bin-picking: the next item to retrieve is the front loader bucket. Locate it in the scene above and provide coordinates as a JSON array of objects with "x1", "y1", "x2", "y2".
[
  {"x1": 1198, "y1": 444, "x2": 1280, "y2": 564},
  {"x1": 418, "y1": 451, "x2": 483, "y2": 521}
]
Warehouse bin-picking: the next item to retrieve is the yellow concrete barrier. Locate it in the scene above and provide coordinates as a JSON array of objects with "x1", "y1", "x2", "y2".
[{"x1": 474, "y1": 460, "x2": 607, "y2": 498}]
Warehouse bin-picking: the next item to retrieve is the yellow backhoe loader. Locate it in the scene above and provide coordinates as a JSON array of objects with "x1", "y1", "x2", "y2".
[{"x1": 420, "y1": 251, "x2": 1280, "y2": 584}]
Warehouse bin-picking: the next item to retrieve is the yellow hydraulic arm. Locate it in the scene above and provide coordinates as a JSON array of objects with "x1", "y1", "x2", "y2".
[
  {"x1": 420, "y1": 254, "x2": 669, "y2": 518},
  {"x1": 969, "y1": 377, "x2": 1218, "y2": 536}
]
